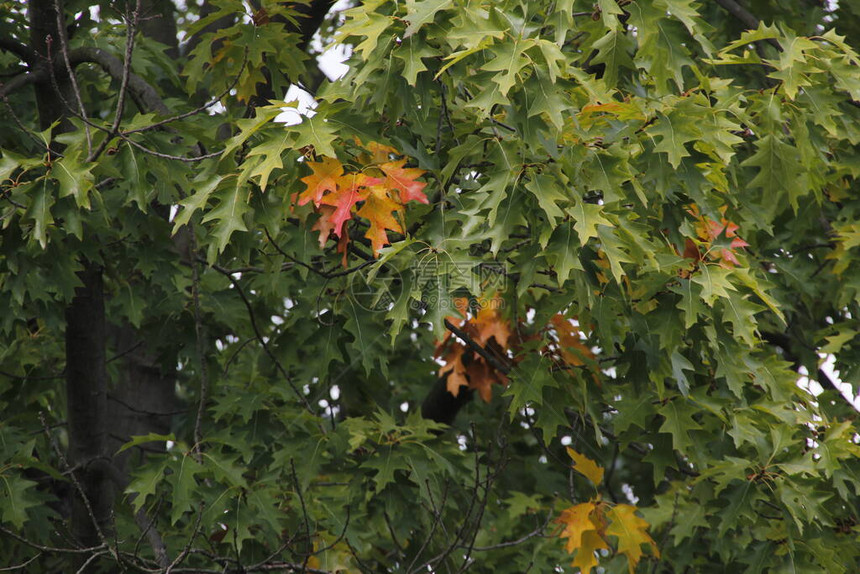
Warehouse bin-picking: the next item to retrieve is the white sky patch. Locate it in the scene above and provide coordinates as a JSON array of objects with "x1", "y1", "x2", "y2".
[
  {"x1": 797, "y1": 353, "x2": 859, "y2": 410},
  {"x1": 207, "y1": 100, "x2": 227, "y2": 116},
  {"x1": 318, "y1": 44, "x2": 352, "y2": 81},
  {"x1": 276, "y1": 85, "x2": 318, "y2": 125}
]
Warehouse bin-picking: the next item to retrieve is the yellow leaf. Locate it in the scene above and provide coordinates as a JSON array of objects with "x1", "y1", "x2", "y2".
[
  {"x1": 557, "y1": 502, "x2": 610, "y2": 573},
  {"x1": 566, "y1": 447, "x2": 605, "y2": 485},
  {"x1": 572, "y1": 529, "x2": 609, "y2": 573},
  {"x1": 606, "y1": 504, "x2": 660, "y2": 574}
]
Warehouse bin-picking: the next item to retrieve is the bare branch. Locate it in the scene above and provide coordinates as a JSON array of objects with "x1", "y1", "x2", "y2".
[
  {"x1": 89, "y1": 0, "x2": 142, "y2": 162},
  {"x1": 53, "y1": 0, "x2": 92, "y2": 152},
  {"x1": 0, "y1": 37, "x2": 33, "y2": 63},
  {"x1": 190, "y1": 227, "x2": 209, "y2": 463},
  {"x1": 465, "y1": 511, "x2": 552, "y2": 551},
  {"x1": 164, "y1": 503, "x2": 205, "y2": 574},
  {"x1": 0, "y1": 525, "x2": 103, "y2": 554},
  {"x1": 70, "y1": 47, "x2": 170, "y2": 115},
  {"x1": 289, "y1": 458, "x2": 313, "y2": 573}
]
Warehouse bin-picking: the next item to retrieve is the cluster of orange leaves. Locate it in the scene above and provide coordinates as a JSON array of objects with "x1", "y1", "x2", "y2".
[
  {"x1": 435, "y1": 300, "x2": 596, "y2": 402},
  {"x1": 297, "y1": 141, "x2": 428, "y2": 258},
  {"x1": 558, "y1": 448, "x2": 660, "y2": 573},
  {"x1": 683, "y1": 205, "x2": 749, "y2": 269}
]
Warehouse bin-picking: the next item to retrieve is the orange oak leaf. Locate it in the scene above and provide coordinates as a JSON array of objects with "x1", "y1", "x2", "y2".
[
  {"x1": 434, "y1": 300, "x2": 511, "y2": 402},
  {"x1": 550, "y1": 314, "x2": 594, "y2": 367},
  {"x1": 380, "y1": 160, "x2": 429, "y2": 204},
  {"x1": 356, "y1": 184, "x2": 404, "y2": 254},
  {"x1": 605, "y1": 504, "x2": 660, "y2": 574},
  {"x1": 298, "y1": 145, "x2": 429, "y2": 260},
  {"x1": 364, "y1": 140, "x2": 399, "y2": 163},
  {"x1": 557, "y1": 501, "x2": 612, "y2": 572},
  {"x1": 439, "y1": 344, "x2": 469, "y2": 397},
  {"x1": 311, "y1": 205, "x2": 337, "y2": 249},
  {"x1": 557, "y1": 502, "x2": 602, "y2": 553},
  {"x1": 472, "y1": 302, "x2": 511, "y2": 348},
  {"x1": 705, "y1": 217, "x2": 749, "y2": 267},
  {"x1": 298, "y1": 156, "x2": 343, "y2": 207},
  {"x1": 465, "y1": 359, "x2": 501, "y2": 402}
]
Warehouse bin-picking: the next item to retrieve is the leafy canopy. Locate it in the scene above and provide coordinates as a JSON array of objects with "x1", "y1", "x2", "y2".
[{"x1": 1, "y1": 0, "x2": 859, "y2": 572}]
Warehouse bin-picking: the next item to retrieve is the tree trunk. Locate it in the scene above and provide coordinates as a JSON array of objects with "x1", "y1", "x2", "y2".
[
  {"x1": 64, "y1": 263, "x2": 113, "y2": 546},
  {"x1": 29, "y1": 0, "x2": 115, "y2": 547}
]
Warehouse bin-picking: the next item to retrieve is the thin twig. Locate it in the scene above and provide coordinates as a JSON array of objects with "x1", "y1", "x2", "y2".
[
  {"x1": 118, "y1": 133, "x2": 222, "y2": 162},
  {"x1": 189, "y1": 228, "x2": 209, "y2": 463},
  {"x1": 207, "y1": 262, "x2": 316, "y2": 414},
  {"x1": 264, "y1": 227, "x2": 374, "y2": 279},
  {"x1": 74, "y1": 549, "x2": 108, "y2": 574},
  {"x1": 383, "y1": 511, "x2": 405, "y2": 553},
  {"x1": 0, "y1": 94, "x2": 53, "y2": 152},
  {"x1": 0, "y1": 552, "x2": 42, "y2": 571},
  {"x1": 405, "y1": 480, "x2": 448, "y2": 573},
  {"x1": 108, "y1": 394, "x2": 187, "y2": 417},
  {"x1": 133, "y1": 497, "x2": 170, "y2": 568},
  {"x1": 123, "y1": 48, "x2": 250, "y2": 135},
  {"x1": 89, "y1": 0, "x2": 142, "y2": 162},
  {"x1": 651, "y1": 491, "x2": 680, "y2": 574},
  {"x1": 466, "y1": 511, "x2": 552, "y2": 551},
  {"x1": 38, "y1": 413, "x2": 113, "y2": 554},
  {"x1": 290, "y1": 459, "x2": 312, "y2": 574},
  {"x1": 0, "y1": 525, "x2": 103, "y2": 554},
  {"x1": 53, "y1": 0, "x2": 92, "y2": 153},
  {"x1": 0, "y1": 368, "x2": 64, "y2": 381},
  {"x1": 164, "y1": 503, "x2": 205, "y2": 574}
]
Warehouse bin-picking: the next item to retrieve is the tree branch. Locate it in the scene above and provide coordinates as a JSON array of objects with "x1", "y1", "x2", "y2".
[
  {"x1": 0, "y1": 37, "x2": 34, "y2": 63},
  {"x1": 443, "y1": 319, "x2": 512, "y2": 375},
  {"x1": 713, "y1": 0, "x2": 782, "y2": 51},
  {"x1": 0, "y1": 46, "x2": 169, "y2": 115}
]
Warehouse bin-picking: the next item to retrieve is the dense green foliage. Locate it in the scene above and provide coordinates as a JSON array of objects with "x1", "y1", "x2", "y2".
[{"x1": 1, "y1": 0, "x2": 859, "y2": 572}]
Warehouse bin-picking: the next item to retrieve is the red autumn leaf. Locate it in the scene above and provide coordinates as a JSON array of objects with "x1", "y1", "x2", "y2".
[
  {"x1": 380, "y1": 160, "x2": 429, "y2": 204},
  {"x1": 298, "y1": 145, "x2": 428, "y2": 261},
  {"x1": 356, "y1": 184, "x2": 404, "y2": 254},
  {"x1": 320, "y1": 172, "x2": 381, "y2": 236},
  {"x1": 336, "y1": 227, "x2": 350, "y2": 268},
  {"x1": 298, "y1": 156, "x2": 343, "y2": 207},
  {"x1": 682, "y1": 238, "x2": 701, "y2": 262},
  {"x1": 684, "y1": 205, "x2": 749, "y2": 269},
  {"x1": 706, "y1": 217, "x2": 750, "y2": 267}
]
